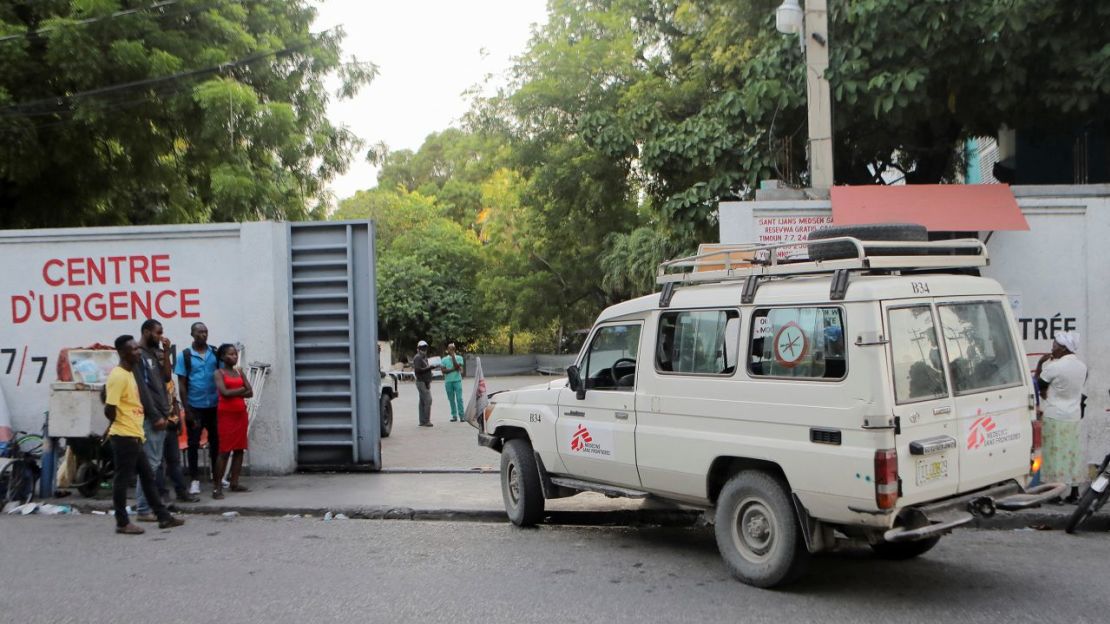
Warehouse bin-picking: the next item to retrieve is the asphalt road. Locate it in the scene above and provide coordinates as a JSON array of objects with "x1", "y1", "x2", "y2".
[{"x1": 2, "y1": 515, "x2": 1108, "y2": 624}]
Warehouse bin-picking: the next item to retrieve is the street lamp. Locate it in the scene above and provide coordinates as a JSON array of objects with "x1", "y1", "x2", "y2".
[
  {"x1": 775, "y1": 0, "x2": 834, "y2": 190},
  {"x1": 775, "y1": 0, "x2": 803, "y2": 41}
]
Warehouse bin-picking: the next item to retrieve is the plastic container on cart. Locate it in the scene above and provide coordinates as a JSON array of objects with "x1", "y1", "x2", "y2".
[{"x1": 48, "y1": 383, "x2": 110, "y2": 438}]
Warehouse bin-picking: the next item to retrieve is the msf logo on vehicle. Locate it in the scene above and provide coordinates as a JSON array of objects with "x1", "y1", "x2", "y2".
[
  {"x1": 570, "y1": 424, "x2": 593, "y2": 452},
  {"x1": 568, "y1": 424, "x2": 614, "y2": 459},
  {"x1": 967, "y1": 415, "x2": 998, "y2": 450}
]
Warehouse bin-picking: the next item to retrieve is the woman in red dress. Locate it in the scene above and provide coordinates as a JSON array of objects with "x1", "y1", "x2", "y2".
[{"x1": 213, "y1": 343, "x2": 253, "y2": 499}]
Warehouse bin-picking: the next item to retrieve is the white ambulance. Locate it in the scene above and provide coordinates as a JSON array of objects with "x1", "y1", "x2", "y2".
[{"x1": 478, "y1": 224, "x2": 1064, "y2": 588}]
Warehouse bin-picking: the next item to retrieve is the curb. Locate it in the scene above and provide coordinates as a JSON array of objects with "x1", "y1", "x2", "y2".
[
  {"x1": 53, "y1": 501, "x2": 1110, "y2": 532},
  {"x1": 377, "y1": 468, "x2": 497, "y2": 475},
  {"x1": 967, "y1": 509, "x2": 1110, "y2": 533},
  {"x1": 67, "y1": 499, "x2": 703, "y2": 526}
]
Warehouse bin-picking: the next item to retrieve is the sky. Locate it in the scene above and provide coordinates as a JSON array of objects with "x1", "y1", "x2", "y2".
[{"x1": 313, "y1": 0, "x2": 550, "y2": 201}]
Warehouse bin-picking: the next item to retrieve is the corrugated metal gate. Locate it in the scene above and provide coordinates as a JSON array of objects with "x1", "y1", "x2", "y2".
[{"x1": 287, "y1": 222, "x2": 381, "y2": 469}]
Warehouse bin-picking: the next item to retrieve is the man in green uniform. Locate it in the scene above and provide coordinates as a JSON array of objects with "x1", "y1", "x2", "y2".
[{"x1": 442, "y1": 343, "x2": 465, "y2": 422}]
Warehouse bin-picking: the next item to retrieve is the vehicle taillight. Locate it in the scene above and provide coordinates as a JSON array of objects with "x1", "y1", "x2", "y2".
[
  {"x1": 875, "y1": 448, "x2": 899, "y2": 509},
  {"x1": 1030, "y1": 419, "x2": 1043, "y2": 476}
]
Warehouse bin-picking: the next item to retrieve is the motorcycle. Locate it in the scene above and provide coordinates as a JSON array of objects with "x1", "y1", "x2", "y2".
[{"x1": 1065, "y1": 453, "x2": 1110, "y2": 534}]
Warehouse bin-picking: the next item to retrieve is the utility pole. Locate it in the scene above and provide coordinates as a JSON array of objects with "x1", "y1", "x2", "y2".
[{"x1": 803, "y1": 0, "x2": 834, "y2": 189}]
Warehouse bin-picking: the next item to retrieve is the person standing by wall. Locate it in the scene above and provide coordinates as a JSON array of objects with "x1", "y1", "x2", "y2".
[
  {"x1": 442, "y1": 343, "x2": 465, "y2": 422},
  {"x1": 1036, "y1": 331, "x2": 1088, "y2": 502},
  {"x1": 135, "y1": 320, "x2": 198, "y2": 521},
  {"x1": 175, "y1": 322, "x2": 220, "y2": 494},
  {"x1": 212, "y1": 344, "x2": 253, "y2": 500},
  {"x1": 105, "y1": 335, "x2": 184, "y2": 534},
  {"x1": 413, "y1": 340, "x2": 435, "y2": 427}
]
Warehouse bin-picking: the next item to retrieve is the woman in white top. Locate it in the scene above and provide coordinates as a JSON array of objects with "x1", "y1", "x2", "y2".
[{"x1": 1036, "y1": 331, "x2": 1088, "y2": 501}]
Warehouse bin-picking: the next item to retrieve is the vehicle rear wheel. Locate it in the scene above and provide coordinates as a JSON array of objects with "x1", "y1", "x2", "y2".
[
  {"x1": 380, "y1": 394, "x2": 393, "y2": 438},
  {"x1": 714, "y1": 471, "x2": 809, "y2": 588},
  {"x1": 807, "y1": 223, "x2": 928, "y2": 261},
  {"x1": 1065, "y1": 486, "x2": 1109, "y2": 534},
  {"x1": 870, "y1": 536, "x2": 941, "y2": 560},
  {"x1": 500, "y1": 438, "x2": 544, "y2": 527}
]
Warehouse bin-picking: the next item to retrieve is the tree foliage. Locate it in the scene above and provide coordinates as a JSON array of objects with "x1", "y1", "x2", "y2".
[
  {"x1": 479, "y1": 0, "x2": 1110, "y2": 238},
  {"x1": 352, "y1": 0, "x2": 1110, "y2": 350},
  {"x1": 0, "y1": 0, "x2": 375, "y2": 227},
  {"x1": 335, "y1": 187, "x2": 483, "y2": 350}
]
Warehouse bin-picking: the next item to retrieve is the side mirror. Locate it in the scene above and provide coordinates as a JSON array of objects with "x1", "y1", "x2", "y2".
[{"x1": 567, "y1": 365, "x2": 585, "y2": 400}]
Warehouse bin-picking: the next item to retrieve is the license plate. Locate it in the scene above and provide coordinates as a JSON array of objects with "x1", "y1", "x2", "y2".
[
  {"x1": 916, "y1": 457, "x2": 949, "y2": 486},
  {"x1": 1093, "y1": 475, "x2": 1109, "y2": 493}
]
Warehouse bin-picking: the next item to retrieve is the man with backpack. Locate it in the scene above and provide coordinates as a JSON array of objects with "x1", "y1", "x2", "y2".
[{"x1": 174, "y1": 322, "x2": 220, "y2": 495}]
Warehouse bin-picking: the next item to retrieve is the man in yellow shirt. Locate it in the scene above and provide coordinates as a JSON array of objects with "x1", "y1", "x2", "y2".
[{"x1": 105, "y1": 335, "x2": 184, "y2": 535}]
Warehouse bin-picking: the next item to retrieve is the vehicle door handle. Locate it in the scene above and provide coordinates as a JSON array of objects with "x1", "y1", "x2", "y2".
[
  {"x1": 615, "y1": 411, "x2": 629, "y2": 420},
  {"x1": 933, "y1": 406, "x2": 952, "y2": 416},
  {"x1": 564, "y1": 410, "x2": 585, "y2": 418}
]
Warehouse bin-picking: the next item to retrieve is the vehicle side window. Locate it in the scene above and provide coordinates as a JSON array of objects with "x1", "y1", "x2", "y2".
[
  {"x1": 888, "y1": 306, "x2": 948, "y2": 404},
  {"x1": 583, "y1": 324, "x2": 641, "y2": 391},
  {"x1": 656, "y1": 310, "x2": 741, "y2": 375},
  {"x1": 937, "y1": 302, "x2": 1023, "y2": 395},
  {"x1": 748, "y1": 307, "x2": 846, "y2": 380}
]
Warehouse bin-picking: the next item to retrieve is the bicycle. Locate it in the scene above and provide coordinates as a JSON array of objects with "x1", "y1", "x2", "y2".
[
  {"x1": 1, "y1": 431, "x2": 44, "y2": 507},
  {"x1": 1065, "y1": 453, "x2": 1110, "y2": 534}
]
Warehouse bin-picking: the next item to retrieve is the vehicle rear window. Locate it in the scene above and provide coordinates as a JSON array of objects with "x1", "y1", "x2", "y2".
[
  {"x1": 656, "y1": 309, "x2": 741, "y2": 375},
  {"x1": 888, "y1": 306, "x2": 948, "y2": 404},
  {"x1": 748, "y1": 307, "x2": 846, "y2": 380},
  {"x1": 937, "y1": 301, "x2": 1022, "y2": 395}
]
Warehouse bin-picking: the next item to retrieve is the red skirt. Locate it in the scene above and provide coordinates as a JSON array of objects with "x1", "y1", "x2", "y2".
[{"x1": 218, "y1": 402, "x2": 249, "y2": 453}]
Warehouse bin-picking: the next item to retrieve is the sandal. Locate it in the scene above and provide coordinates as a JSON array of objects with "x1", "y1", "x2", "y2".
[
  {"x1": 213, "y1": 489, "x2": 225, "y2": 500},
  {"x1": 229, "y1": 485, "x2": 250, "y2": 493}
]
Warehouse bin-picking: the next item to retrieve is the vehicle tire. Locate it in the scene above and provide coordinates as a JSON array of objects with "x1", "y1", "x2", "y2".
[
  {"x1": 380, "y1": 394, "x2": 393, "y2": 438},
  {"x1": 714, "y1": 471, "x2": 809, "y2": 588},
  {"x1": 1065, "y1": 486, "x2": 1108, "y2": 534},
  {"x1": 500, "y1": 438, "x2": 545, "y2": 527},
  {"x1": 870, "y1": 536, "x2": 941, "y2": 560},
  {"x1": 807, "y1": 223, "x2": 928, "y2": 261},
  {"x1": 74, "y1": 461, "x2": 101, "y2": 498}
]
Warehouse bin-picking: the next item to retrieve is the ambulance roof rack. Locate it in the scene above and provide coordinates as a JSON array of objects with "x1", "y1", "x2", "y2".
[{"x1": 656, "y1": 237, "x2": 989, "y2": 304}]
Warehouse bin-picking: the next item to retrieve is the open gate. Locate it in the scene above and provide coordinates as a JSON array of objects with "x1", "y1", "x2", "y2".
[{"x1": 287, "y1": 222, "x2": 381, "y2": 469}]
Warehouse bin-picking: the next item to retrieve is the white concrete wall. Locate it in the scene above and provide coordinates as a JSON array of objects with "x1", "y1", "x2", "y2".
[
  {"x1": 719, "y1": 185, "x2": 1110, "y2": 463},
  {"x1": 0, "y1": 222, "x2": 296, "y2": 473}
]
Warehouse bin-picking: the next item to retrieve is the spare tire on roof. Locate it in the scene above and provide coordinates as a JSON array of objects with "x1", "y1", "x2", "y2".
[{"x1": 807, "y1": 223, "x2": 928, "y2": 261}]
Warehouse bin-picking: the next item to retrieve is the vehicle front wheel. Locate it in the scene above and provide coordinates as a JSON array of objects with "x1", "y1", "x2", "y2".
[
  {"x1": 870, "y1": 536, "x2": 941, "y2": 560},
  {"x1": 500, "y1": 438, "x2": 544, "y2": 527},
  {"x1": 380, "y1": 394, "x2": 393, "y2": 438},
  {"x1": 714, "y1": 471, "x2": 809, "y2": 588}
]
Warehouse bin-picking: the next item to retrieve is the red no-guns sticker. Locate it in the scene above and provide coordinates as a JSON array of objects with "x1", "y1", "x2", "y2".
[{"x1": 773, "y1": 322, "x2": 809, "y2": 369}]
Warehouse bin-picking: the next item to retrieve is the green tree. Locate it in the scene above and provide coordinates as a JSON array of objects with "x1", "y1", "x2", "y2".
[
  {"x1": 375, "y1": 128, "x2": 508, "y2": 226},
  {"x1": 376, "y1": 218, "x2": 484, "y2": 350},
  {"x1": 0, "y1": 0, "x2": 376, "y2": 227},
  {"x1": 486, "y1": 0, "x2": 1110, "y2": 242},
  {"x1": 333, "y1": 186, "x2": 441, "y2": 250},
  {"x1": 336, "y1": 186, "x2": 486, "y2": 348}
]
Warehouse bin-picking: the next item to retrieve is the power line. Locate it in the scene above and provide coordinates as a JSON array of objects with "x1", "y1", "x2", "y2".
[
  {"x1": 0, "y1": 31, "x2": 333, "y2": 119},
  {"x1": 0, "y1": 0, "x2": 259, "y2": 44}
]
